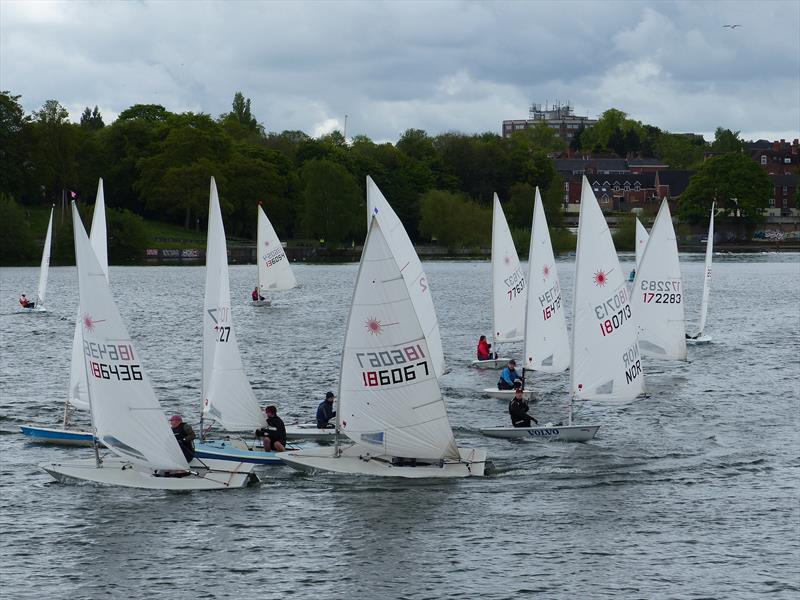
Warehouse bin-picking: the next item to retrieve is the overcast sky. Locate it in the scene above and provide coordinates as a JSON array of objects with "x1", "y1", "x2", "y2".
[{"x1": 2, "y1": 0, "x2": 798, "y2": 143}]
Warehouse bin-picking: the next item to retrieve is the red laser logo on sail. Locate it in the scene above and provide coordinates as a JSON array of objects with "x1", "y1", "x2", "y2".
[
  {"x1": 82, "y1": 313, "x2": 106, "y2": 332},
  {"x1": 542, "y1": 264, "x2": 551, "y2": 277},
  {"x1": 593, "y1": 270, "x2": 608, "y2": 286},
  {"x1": 365, "y1": 317, "x2": 382, "y2": 335}
]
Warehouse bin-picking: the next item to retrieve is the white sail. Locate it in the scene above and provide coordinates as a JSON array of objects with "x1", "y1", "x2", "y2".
[
  {"x1": 635, "y1": 218, "x2": 649, "y2": 268},
  {"x1": 697, "y1": 202, "x2": 715, "y2": 336},
  {"x1": 631, "y1": 198, "x2": 687, "y2": 360},
  {"x1": 523, "y1": 188, "x2": 569, "y2": 373},
  {"x1": 203, "y1": 178, "x2": 266, "y2": 431},
  {"x1": 71, "y1": 201, "x2": 188, "y2": 471},
  {"x1": 366, "y1": 176, "x2": 446, "y2": 378},
  {"x1": 571, "y1": 176, "x2": 644, "y2": 401},
  {"x1": 338, "y1": 218, "x2": 459, "y2": 460},
  {"x1": 35, "y1": 207, "x2": 54, "y2": 308},
  {"x1": 256, "y1": 203, "x2": 297, "y2": 292},
  {"x1": 68, "y1": 183, "x2": 109, "y2": 411},
  {"x1": 491, "y1": 194, "x2": 527, "y2": 344}
]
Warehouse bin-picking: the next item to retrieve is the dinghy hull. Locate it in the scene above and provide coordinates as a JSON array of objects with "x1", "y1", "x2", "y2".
[
  {"x1": 20, "y1": 425, "x2": 95, "y2": 446},
  {"x1": 480, "y1": 424, "x2": 599, "y2": 442},
  {"x1": 285, "y1": 424, "x2": 337, "y2": 441},
  {"x1": 482, "y1": 388, "x2": 535, "y2": 401},
  {"x1": 280, "y1": 444, "x2": 487, "y2": 478},
  {"x1": 250, "y1": 300, "x2": 271, "y2": 307},
  {"x1": 470, "y1": 358, "x2": 510, "y2": 369},
  {"x1": 686, "y1": 334, "x2": 712, "y2": 345},
  {"x1": 41, "y1": 457, "x2": 259, "y2": 489},
  {"x1": 194, "y1": 439, "x2": 297, "y2": 465}
]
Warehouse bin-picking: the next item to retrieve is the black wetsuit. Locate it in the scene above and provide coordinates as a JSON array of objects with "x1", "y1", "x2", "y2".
[
  {"x1": 257, "y1": 415, "x2": 287, "y2": 448},
  {"x1": 172, "y1": 423, "x2": 196, "y2": 461},
  {"x1": 509, "y1": 398, "x2": 536, "y2": 428}
]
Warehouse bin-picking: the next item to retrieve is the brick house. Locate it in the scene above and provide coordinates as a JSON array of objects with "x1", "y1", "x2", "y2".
[
  {"x1": 767, "y1": 174, "x2": 799, "y2": 216},
  {"x1": 748, "y1": 139, "x2": 800, "y2": 174}
]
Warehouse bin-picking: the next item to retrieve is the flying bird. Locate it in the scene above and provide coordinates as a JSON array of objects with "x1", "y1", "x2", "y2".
[{"x1": 722, "y1": 24, "x2": 741, "y2": 28}]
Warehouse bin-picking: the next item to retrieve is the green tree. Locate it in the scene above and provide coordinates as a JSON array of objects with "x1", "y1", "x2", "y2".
[
  {"x1": 29, "y1": 99, "x2": 79, "y2": 203},
  {"x1": 220, "y1": 91, "x2": 264, "y2": 139},
  {"x1": 0, "y1": 92, "x2": 30, "y2": 199},
  {"x1": 711, "y1": 127, "x2": 744, "y2": 154},
  {"x1": 506, "y1": 182, "x2": 536, "y2": 230},
  {"x1": 300, "y1": 159, "x2": 361, "y2": 245},
  {"x1": 0, "y1": 194, "x2": 36, "y2": 264},
  {"x1": 117, "y1": 104, "x2": 171, "y2": 122},
  {"x1": 679, "y1": 153, "x2": 772, "y2": 226},
  {"x1": 613, "y1": 213, "x2": 636, "y2": 251},
  {"x1": 654, "y1": 133, "x2": 705, "y2": 169},
  {"x1": 80, "y1": 106, "x2": 105, "y2": 130},
  {"x1": 419, "y1": 189, "x2": 490, "y2": 248},
  {"x1": 107, "y1": 207, "x2": 149, "y2": 262}
]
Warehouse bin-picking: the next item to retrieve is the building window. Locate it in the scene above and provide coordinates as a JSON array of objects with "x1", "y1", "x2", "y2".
[
  {"x1": 564, "y1": 182, "x2": 569, "y2": 191},
  {"x1": 602, "y1": 194, "x2": 610, "y2": 204},
  {"x1": 769, "y1": 198, "x2": 775, "y2": 207},
  {"x1": 634, "y1": 182, "x2": 640, "y2": 191},
  {"x1": 783, "y1": 185, "x2": 788, "y2": 195},
  {"x1": 761, "y1": 155, "x2": 767, "y2": 165},
  {"x1": 624, "y1": 182, "x2": 630, "y2": 191},
  {"x1": 785, "y1": 158, "x2": 791, "y2": 164},
  {"x1": 613, "y1": 181, "x2": 620, "y2": 191},
  {"x1": 783, "y1": 199, "x2": 788, "y2": 209}
]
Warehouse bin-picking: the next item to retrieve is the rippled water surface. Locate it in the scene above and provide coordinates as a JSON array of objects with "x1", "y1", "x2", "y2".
[{"x1": 1, "y1": 254, "x2": 798, "y2": 599}]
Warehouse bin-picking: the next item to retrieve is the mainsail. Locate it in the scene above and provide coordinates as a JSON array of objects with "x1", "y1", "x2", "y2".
[
  {"x1": 35, "y1": 206, "x2": 54, "y2": 308},
  {"x1": 491, "y1": 194, "x2": 527, "y2": 344},
  {"x1": 72, "y1": 201, "x2": 188, "y2": 471},
  {"x1": 635, "y1": 218, "x2": 649, "y2": 268},
  {"x1": 571, "y1": 176, "x2": 645, "y2": 402},
  {"x1": 68, "y1": 180, "x2": 109, "y2": 410},
  {"x1": 257, "y1": 203, "x2": 297, "y2": 292},
  {"x1": 366, "y1": 176, "x2": 445, "y2": 378},
  {"x1": 338, "y1": 217, "x2": 459, "y2": 460},
  {"x1": 202, "y1": 178, "x2": 266, "y2": 431},
  {"x1": 631, "y1": 198, "x2": 687, "y2": 360},
  {"x1": 697, "y1": 202, "x2": 715, "y2": 336},
  {"x1": 523, "y1": 188, "x2": 569, "y2": 373}
]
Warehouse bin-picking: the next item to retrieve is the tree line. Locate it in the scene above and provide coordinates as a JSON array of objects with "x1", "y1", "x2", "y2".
[{"x1": 0, "y1": 90, "x2": 773, "y2": 264}]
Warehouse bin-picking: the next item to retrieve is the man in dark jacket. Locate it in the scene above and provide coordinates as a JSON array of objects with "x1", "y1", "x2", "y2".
[
  {"x1": 508, "y1": 388, "x2": 537, "y2": 428},
  {"x1": 316, "y1": 391, "x2": 336, "y2": 428},
  {"x1": 170, "y1": 415, "x2": 196, "y2": 461},
  {"x1": 256, "y1": 405, "x2": 286, "y2": 452}
]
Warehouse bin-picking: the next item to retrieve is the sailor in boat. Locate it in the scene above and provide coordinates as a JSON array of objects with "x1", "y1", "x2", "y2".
[
  {"x1": 497, "y1": 359, "x2": 522, "y2": 390},
  {"x1": 628, "y1": 268, "x2": 636, "y2": 282},
  {"x1": 476, "y1": 335, "x2": 494, "y2": 361},
  {"x1": 170, "y1": 415, "x2": 196, "y2": 461},
  {"x1": 509, "y1": 388, "x2": 537, "y2": 428},
  {"x1": 316, "y1": 391, "x2": 336, "y2": 429},
  {"x1": 255, "y1": 405, "x2": 287, "y2": 452},
  {"x1": 251, "y1": 286, "x2": 265, "y2": 302},
  {"x1": 19, "y1": 294, "x2": 34, "y2": 309}
]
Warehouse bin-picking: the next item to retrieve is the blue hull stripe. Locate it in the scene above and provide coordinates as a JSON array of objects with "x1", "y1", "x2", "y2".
[{"x1": 20, "y1": 425, "x2": 95, "y2": 443}]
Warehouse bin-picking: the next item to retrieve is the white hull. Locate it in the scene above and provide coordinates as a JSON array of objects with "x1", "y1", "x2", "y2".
[
  {"x1": 16, "y1": 306, "x2": 46, "y2": 313},
  {"x1": 285, "y1": 423, "x2": 337, "y2": 441},
  {"x1": 280, "y1": 444, "x2": 487, "y2": 478},
  {"x1": 686, "y1": 334, "x2": 712, "y2": 345},
  {"x1": 470, "y1": 358, "x2": 510, "y2": 369},
  {"x1": 250, "y1": 299, "x2": 271, "y2": 307},
  {"x1": 481, "y1": 424, "x2": 599, "y2": 442},
  {"x1": 482, "y1": 387, "x2": 534, "y2": 401},
  {"x1": 41, "y1": 456, "x2": 259, "y2": 490}
]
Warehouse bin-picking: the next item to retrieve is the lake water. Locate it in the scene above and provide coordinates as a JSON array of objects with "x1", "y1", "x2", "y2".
[{"x1": 1, "y1": 254, "x2": 798, "y2": 599}]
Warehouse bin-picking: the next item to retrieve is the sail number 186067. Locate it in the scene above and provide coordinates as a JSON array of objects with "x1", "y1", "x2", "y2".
[{"x1": 356, "y1": 344, "x2": 430, "y2": 387}]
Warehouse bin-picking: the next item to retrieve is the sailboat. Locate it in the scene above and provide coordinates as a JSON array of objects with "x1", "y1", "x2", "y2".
[
  {"x1": 473, "y1": 194, "x2": 527, "y2": 371},
  {"x1": 629, "y1": 218, "x2": 649, "y2": 282},
  {"x1": 193, "y1": 178, "x2": 295, "y2": 465},
  {"x1": 21, "y1": 181, "x2": 108, "y2": 445},
  {"x1": 19, "y1": 206, "x2": 54, "y2": 312},
  {"x1": 41, "y1": 202, "x2": 258, "y2": 489},
  {"x1": 631, "y1": 198, "x2": 687, "y2": 360},
  {"x1": 687, "y1": 202, "x2": 715, "y2": 343},
  {"x1": 482, "y1": 176, "x2": 643, "y2": 441},
  {"x1": 280, "y1": 217, "x2": 487, "y2": 478},
  {"x1": 252, "y1": 202, "x2": 297, "y2": 306},
  {"x1": 366, "y1": 176, "x2": 446, "y2": 378}
]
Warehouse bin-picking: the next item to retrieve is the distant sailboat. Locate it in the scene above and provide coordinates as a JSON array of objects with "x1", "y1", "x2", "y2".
[
  {"x1": 252, "y1": 202, "x2": 297, "y2": 305},
  {"x1": 687, "y1": 202, "x2": 715, "y2": 343},
  {"x1": 631, "y1": 198, "x2": 687, "y2": 360},
  {"x1": 629, "y1": 217, "x2": 649, "y2": 282},
  {"x1": 41, "y1": 201, "x2": 258, "y2": 490},
  {"x1": 482, "y1": 176, "x2": 642, "y2": 441},
  {"x1": 473, "y1": 194, "x2": 526, "y2": 371},
  {"x1": 19, "y1": 206, "x2": 54, "y2": 312},
  {"x1": 280, "y1": 217, "x2": 487, "y2": 477}
]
